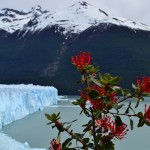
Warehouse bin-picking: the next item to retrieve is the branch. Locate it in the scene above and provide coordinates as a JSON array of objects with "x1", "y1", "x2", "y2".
[
  {"x1": 91, "y1": 109, "x2": 98, "y2": 150},
  {"x1": 61, "y1": 125, "x2": 87, "y2": 148},
  {"x1": 109, "y1": 112, "x2": 137, "y2": 117},
  {"x1": 117, "y1": 93, "x2": 135, "y2": 104}
]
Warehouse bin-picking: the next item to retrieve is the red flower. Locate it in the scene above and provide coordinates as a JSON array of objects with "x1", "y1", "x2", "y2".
[
  {"x1": 71, "y1": 52, "x2": 92, "y2": 71},
  {"x1": 91, "y1": 84, "x2": 105, "y2": 96},
  {"x1": 144, "y1": 104, "x2": 150, "y2": 125},
  {"x1": 108, "y1": 92, "x2": 119, "y2": 103},
  {"x1": 109, "y1": 122, "x2": 128, "y2": 140},
  {"x1": 136, "y1": 76, "x2": 150, "y2": 93},
  {"x1": 80, "y1": 89, "x2": 90, "y2": 109},
  {"x1": 80, "y1": 89, "x2": 90, "y2": 101},
  {"x1": 90, "y1": 99, "x2": 105, "y2": 110},
  {"x1": 49, "y1": 138, "x2": 62, "y2": 150},
  {"x1": 95, "y1": 115, "x2": 111, "y2": 133}
]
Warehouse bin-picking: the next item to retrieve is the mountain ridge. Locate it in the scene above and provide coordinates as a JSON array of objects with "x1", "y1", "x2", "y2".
[{"x1": 1, "y1": 1, "x2": 150, "y2": 37}]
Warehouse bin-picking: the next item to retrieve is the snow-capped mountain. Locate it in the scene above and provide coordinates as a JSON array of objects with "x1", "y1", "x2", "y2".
[
  {"x1": 0, "y1": 1, "x2": 150, "y2": 95},
  {"x1": 1, "y1": 1, "x2": 150, "y2": 37}
]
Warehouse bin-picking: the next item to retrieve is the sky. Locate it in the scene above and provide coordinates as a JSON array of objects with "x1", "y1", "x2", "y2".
[{"x1": 0, "y1": 0, "x2": 150, "y2": 25}]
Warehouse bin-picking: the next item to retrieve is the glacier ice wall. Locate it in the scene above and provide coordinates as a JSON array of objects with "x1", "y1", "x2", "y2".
[{"x1": 0, "y1": 84, "x2": 58, "y2": 129}]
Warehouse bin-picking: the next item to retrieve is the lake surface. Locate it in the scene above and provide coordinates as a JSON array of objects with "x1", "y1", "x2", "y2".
[{"x1": 1, "y1": 96, "x2": 150, "y2": 150}]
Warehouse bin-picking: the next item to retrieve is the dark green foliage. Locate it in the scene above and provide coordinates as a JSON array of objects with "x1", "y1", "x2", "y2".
[{"x1": 1, "y1": 25, "x2": 150, "y2": 94}]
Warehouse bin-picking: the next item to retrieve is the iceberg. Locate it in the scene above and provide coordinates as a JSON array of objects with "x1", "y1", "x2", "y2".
[
  {"x1": 0, "y1": 132, "x2": 46, "y2": 150},
  {"x1": 0, "y1": 84, "x2": 58, "y2": 129}
]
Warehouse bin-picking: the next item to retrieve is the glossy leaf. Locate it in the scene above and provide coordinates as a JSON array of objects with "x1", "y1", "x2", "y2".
[
  {"x1": 90, "y1": 75, "x2": 102, "y2": 87},
  {"x1": 115, "y1": 116, "x2": 123, "y2": 126},
  {"x1": 89, "y1": 90, "x2": 100, "y2": 99},
  {"x1": 138, "y1": 118, "x2": 145, "y2": 127},
  {"x1": 62, "y1": 138, "x2": 72, "y2": 149},
  {"x1": 129, "y1": 118, "x2": 134, "y2": 130}
]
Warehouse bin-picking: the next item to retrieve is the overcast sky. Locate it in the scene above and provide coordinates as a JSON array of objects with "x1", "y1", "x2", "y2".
[{"x1": 0, "y1": 0, "x2": 150, "y2": 25}]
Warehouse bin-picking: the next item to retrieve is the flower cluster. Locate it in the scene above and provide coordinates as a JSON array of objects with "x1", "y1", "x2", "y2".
[
  {"x1": 136, "y1": 76, "x2": 150, "y2": 93},
  {"x1": 49, "y1": 138, "x2": 62, "y2": 150},
  {"x1": 80, "y1": 85, "x2": 119, "y2": 110},
  {"x1": 95, "y1": 115, "x2": 111, "y2": 133},
  {"x1": 46, "y1": 51, "x2": 150, "y2": 150},
  {"x1": 71, "y1": 51, "x2": 92, "y2": 73},
  {"x1": 95, "y1": 115, "x2": 128, "y2": 140},
  {"x1": 144, "y1": 104, "x2": 150, "y2": 125},
  {"x1": 109, "y1": 122, "x2": 128, "y2": 140}
]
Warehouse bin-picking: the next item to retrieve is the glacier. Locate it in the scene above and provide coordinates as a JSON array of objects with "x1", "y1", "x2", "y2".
[
  {"x1": 0, "y1": 84, "x2": 58, "y2": 150},
  {"x1": 0, "y1": 84, "x2": 58, "y2": 129}
]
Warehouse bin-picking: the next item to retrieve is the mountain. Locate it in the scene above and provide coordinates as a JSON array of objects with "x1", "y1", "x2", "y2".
[
  {"x1": 0, "y1": 1, "x2": 150, "y2": 94},
  {"x1": 1, "y1": 1, "x2": 150, "y2": 36}
]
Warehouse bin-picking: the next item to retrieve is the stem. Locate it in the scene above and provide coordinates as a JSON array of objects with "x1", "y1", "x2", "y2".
[
  {"x1": 61, "y1": 125, "x2": 87, "y2": 148},
  {"x1": 109, "y1": 112, "x2": 137, "y2": 117},
  {"x1": 117, "y1": 93, "x2": 135, "y2": 104},
  {"x1": 91, "y1": 109, "x2": 97, "y2": 150}
]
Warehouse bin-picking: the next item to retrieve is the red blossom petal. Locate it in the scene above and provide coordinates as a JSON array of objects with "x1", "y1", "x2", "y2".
[
  {"x1": 109, "y1": 122, "x2": 128, "y2": 140},
  {"x1": 144, "y1": 104, "x2": 150, "y2": 124},
  {"x1": 136, "y1": 76, "x2": 150, "y2": 93},
  {"x1": 95, "y1": 115, "x2": 111, "y2": 133},
  {"x1": 50, "y1": 138, "x2": 62, "y2": 150},
  {"x1": 71, "y1": 52, "x2": 92, "y2": 71}
]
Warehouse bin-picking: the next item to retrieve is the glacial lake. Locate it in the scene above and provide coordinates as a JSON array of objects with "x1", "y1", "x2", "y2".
[{"x1": 1, "y1": 96, "x2": 150, "y2": 150}]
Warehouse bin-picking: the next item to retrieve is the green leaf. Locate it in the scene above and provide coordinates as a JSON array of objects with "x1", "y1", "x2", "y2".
[
  {"x1": 95, "y1": 134, "x2": 102, "y2": 145},
  {"x1": 125, "y1": 101, "x2": 131, "y2": 114},
  {"x1": 115, "y1": 116, "x2": 123, "y2": 126},
  {"x1": 129, "y1": 118, "x2": 134, "y2": 130},
  {"x1": 45, "y1": 113, "x2": 52, "y2": 120},
  {"x1": 103, "y1": 73, "x2": 111, "y2": 80},
  {"x1": 51, "y1": 113, "x2": 57, "y2": 120},
  {"x1": 66, "y1": 125, "x2": 72, "y2": 130},
  {"x1": 93, "y1": 110, "x2": 102, "y2": 119},
  {"x1": 46, "y1": 122, "x2": 53, "y2": 125},
  {"x1": 135, "y1": 98, "x2": 140, "y2": 108},
  {"x1": 138, "y1": 118, "x2": 145, "y2": 127},
  {"x1": 90, "y1": 75, "x2": 102, "y2": 87},
  {"x1": 122, "y1": 89, "x2": 131, "y2": 96},
  {"x1": 89, "y1": 90, "x2": 100, "y2": 99},
  {"x1": 62, "y1": 138, "x2": 72, "y2": 149},
  {"x1": 137, "y1": 112, "x2": 143, "y2": 118},
  {"x1": 81, "y1": 74, "x2": 85, "y2": 81},
  {"x1": 132, "y1": 83, "x2": 138, "y2": 89},
  {"x1": 74, "y1": 133, "x2": 84, "y2": 139},
  {"x1": 100, "y1": 76, "x2": 108, "y2": 84},
  {"x1": 112, "y1": 103, "x2": 124, "y2": 111},
  {"x1": 112, "y1": 86, "x2": 122, "y2": 93},
  {"x1": 63, "y1": 119, "x2": 78, "y2": 125},
  {"x1": 104, "y1": 141, "x2": 115, "y2": 150},
  {"x1": 72, "y1": 98, "x2": 85, "y2": 106},
  {"x1": 82, "y1": 138, "x2": 90, "y2": 143},
  {"x1": 109, "y1": 77, "x2": 122, "y2": 85}
]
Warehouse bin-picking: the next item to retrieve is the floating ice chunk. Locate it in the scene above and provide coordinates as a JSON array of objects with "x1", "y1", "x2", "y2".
[{"x1": 0, "y1": 132, "x2": 46, "y2": 150}]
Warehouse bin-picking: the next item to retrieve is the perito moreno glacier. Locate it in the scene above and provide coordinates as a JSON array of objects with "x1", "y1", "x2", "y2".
[{"x1": 0, "y1": 84, "x2": 58, "y2": 150}]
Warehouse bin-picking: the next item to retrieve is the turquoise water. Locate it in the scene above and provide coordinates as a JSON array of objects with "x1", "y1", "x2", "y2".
[{"x1": 1, "y1": 96, "x2": 150, "y2": 150}]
